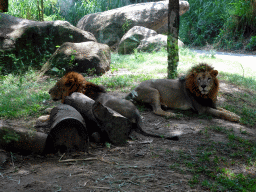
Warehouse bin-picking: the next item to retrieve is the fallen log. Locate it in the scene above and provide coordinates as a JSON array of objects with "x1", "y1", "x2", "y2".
[
  {"x1": 64, "y1": 92, "x2": 107, "y2": 143},
  {"x1": 0, "y1": 120, "x2": 47, "y2": 155},
  {"x1": 64, "y1": 92, "x2": 132, "y2": 145}
]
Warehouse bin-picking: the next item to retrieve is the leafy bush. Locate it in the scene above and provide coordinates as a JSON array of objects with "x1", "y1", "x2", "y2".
[
  {"x1": 180, "y1": 0, "x2": 256, "y2": 49},
  {"x1": 6, "y1": 0, "x2": 63, "y2": 21},
  {"x1": 245, "y1": 36, "x2": 256, "y2": 50},
  {"x1": 214, "y1": 0, "x2": 256, "y2": 49},
  {"x1": 180, "y1": 0, "x2": 235, "y2": 46}
]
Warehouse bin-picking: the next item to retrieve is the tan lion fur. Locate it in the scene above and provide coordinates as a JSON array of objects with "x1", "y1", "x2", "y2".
[{"x1": 125, "y1": 63, "x2": 240, "y2": 122}]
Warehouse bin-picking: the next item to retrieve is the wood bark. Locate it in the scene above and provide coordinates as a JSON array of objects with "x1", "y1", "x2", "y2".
[
  {"x1": 167, "y1": 0, "x2": 180, "y2": 79},
  {"x1": 65, "y1": 92, "x2": 132, "y2": 145},
  {"x1": 0, "y1": 120, "x2": 47, "y2": 155}
]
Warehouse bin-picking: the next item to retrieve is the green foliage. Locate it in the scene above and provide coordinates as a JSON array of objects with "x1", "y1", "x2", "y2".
[
  {"x1": 180, "y1": 0, "x2": 235, "y2": 46},
  {"x1": 1, "y1": 128, "x2": 20, "y2": 143},
  {"x1": 0, "y1": 36, "x2": 55, "y2": 75},
  {"x1": 180, "y1": 0, "x2": 256, "y2": 49},
  {"x1": 0, "y1": 70, "x2": 53, "y2": 118},
  {"x1": 214, "y1": 0, "x2": 256, "y2": 49},
  {"x1": 6, "y1": 0, "x2": 63, "y2": 21},
  {"x1": 245, "y1": 36, "x2": 256, "y2": 50}
]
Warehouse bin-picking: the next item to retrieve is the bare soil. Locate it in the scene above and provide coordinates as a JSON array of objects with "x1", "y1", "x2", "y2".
[{"x1": 0, "y1": 82, "x2": 255, "y2": 192}]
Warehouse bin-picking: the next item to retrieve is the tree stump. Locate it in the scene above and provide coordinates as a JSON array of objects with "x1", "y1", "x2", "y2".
[
  {"x1": 65, "y1": 92, "x2": 132, "y2": 145},
  {"x1": 43, "y1": 104, "x2": 89, "y2": 154}
]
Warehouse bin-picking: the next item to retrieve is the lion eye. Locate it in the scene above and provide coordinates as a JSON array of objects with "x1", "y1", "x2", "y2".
[{"x1": 208, "y1": 78, "x2": 211, "y2": 81}]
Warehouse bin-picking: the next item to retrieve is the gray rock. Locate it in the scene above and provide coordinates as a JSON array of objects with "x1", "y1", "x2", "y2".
[
  {"x1": 0, "y1": 13, "x2": 96, "y2": 72},
  {"x1": 118, "y1": 26, "x2": 184, "y2": 54},
  {"x1": 0, "y1": 13, "x2": 96, "y2": 51},
  {"x1": 77, "y1": 1, "x2": 189, "y2": 47},
  {"x1": 47, "y1": 41, "x2": 111, "y2": 75}
]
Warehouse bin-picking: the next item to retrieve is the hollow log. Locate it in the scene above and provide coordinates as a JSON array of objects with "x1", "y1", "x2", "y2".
[{"x1": 43, "y1": 104, "x2": 89, "y2": 154}]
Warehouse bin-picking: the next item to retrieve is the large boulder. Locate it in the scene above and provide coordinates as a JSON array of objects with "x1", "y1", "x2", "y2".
[
  {"x1": 0, "y1": 13, "x2": 96, "y2": 72},
  {"x1": 43, "y1": 41, "x2": 111, "y2": 75},
  {"x1": 118, "y1": 26, "x2": 184, "y2": 54},
  {"x1": 76, "y1": 0, "x2": 189, "y2": 48}
]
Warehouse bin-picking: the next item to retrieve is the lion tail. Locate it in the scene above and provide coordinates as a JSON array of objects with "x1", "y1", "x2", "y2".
[
  {"x1": 134, "y1": 110, "x2": 179, "y2": 141},
  {"x1": 125, "y1": 90, "x2": 138, "y2": 100}
]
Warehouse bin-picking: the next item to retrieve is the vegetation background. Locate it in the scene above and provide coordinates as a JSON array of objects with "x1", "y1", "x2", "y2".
[
  {"x1": 1, "y1": 0, "x2": 256, "y2": 75},
  {"x1": 5, "y1": 0, "x2": 256, "y2": 50}
]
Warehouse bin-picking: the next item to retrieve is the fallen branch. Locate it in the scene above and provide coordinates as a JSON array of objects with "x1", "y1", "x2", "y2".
[{"x1": 58, "y1": 157, "x2": 116, "y2": 164}]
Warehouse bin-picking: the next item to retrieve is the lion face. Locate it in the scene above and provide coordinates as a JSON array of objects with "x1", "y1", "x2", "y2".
[
  {"x1": 196, "y1": 71, "x2": 217, "y2": 95},
  {"x1": 49, "y1": 72, "x2": 84, "y2": 103},
  {"x1": 185, "y1": 63, "x2": 219, "y2": 99}
]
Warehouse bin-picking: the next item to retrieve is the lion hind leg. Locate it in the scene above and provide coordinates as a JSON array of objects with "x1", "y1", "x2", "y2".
[{"x1": 134, "y1": 87, "x2": 175, "y2": 117}]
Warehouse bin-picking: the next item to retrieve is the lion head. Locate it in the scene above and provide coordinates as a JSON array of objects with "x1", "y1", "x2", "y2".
[
  {"x1": 185, "y1": 63, "x2": 219, "y2": 101},
  {"x1": 49, "y1": 71, "x2": 106, "y2": 103}
]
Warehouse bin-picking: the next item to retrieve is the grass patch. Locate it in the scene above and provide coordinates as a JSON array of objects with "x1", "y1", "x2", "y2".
[
  {"x1": 0, "y1": 70, "x2": 55, "y2": 118},
  {"x1": 169, "y1": 126, "x2": 256, "y2": 191}
]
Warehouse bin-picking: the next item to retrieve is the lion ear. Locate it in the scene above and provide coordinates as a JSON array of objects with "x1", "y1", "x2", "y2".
[
  {"x1": 211, "y1": 70, "x2": 218, "y2": 77},
  {"x1": 64, "y1": 78, "x2": 74, "y2": 87}
]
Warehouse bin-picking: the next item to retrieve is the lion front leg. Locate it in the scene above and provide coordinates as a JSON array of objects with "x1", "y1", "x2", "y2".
[{"x1": 207, "y1": 107, "x2": 240, "y2": 122}]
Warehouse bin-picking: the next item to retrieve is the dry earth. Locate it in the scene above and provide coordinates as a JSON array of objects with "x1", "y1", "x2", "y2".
[{"x1": 0, "y1": 79, "x2": 255, "y2": 192}]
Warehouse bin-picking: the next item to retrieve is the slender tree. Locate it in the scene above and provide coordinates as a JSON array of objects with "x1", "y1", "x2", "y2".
[
  {"x1": 0, "y1": 0, "x2": 8, "y2": 12},
  {"x1": 167, "y1": 0, "x2": 179, "y2": 79}
]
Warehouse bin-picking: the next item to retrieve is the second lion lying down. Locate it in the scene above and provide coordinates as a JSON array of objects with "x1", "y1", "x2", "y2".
[
  {"x1": 47, "y1": 71, "x2": 179, "y2": 141},
  {"x1": 125, "y1": 63, "x2": 240, "y2": 122}
]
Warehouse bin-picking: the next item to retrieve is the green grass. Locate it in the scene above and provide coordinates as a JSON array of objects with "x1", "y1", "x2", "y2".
[
  {"x1": 0, "y1": 70, "x2": 56, "y2": 118},
  {"x1": 166, "y1": 125, "x2": 256, "y2": 191}
]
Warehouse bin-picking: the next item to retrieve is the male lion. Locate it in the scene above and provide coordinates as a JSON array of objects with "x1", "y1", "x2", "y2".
[
  {"x1": 125, "y1": 63, "x2": 240, "y2": 122},
  {"x1": 46, "y1": 71, "x2": 179, "y2": 140}
]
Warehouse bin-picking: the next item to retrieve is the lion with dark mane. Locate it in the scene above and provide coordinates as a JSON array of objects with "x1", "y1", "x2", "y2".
[
  {"x1": 46, "y1": 71, "x2": 178, "y2": 140},
  {"x1": 125, "y1": 63, "x2": 240, "y2": 122}
]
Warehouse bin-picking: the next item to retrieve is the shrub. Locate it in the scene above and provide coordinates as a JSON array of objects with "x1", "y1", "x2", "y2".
[{"x1": 245, "y1": 36, "x2": 256, "y2": 50}]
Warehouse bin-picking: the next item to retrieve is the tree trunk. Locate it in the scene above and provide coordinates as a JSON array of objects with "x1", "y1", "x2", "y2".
[
  {"x1": 167, "y1": 0, "x2": 180, "y2": 79},
  {"x1": 0, "y1": 0, "x2": 8, "y2": 12}
]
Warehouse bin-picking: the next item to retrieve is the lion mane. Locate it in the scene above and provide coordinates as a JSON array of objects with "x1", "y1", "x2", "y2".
[
  {"x1": 49, "y1": 71, "x2": 106, "y2": 103},
  {"x1": 185, "y1": 63, "x2": 219, "y2": 102}
]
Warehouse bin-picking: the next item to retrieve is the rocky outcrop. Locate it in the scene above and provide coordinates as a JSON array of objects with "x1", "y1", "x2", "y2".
[
  {"x1": 0, "y1": 13, "x2": 96, "y2": 72},
  {"x1": 118, "y1": 26, "x2": 184, "y2": 54},
  {"x1": 77, "y1": 0, "x2": 189, "y2": 47},
  {"x1": 45, "y1": 41, "x2": 111, "y2": 75},
  {"x1": 0, "y1": 13, "x2": 96, "y2": 51}
]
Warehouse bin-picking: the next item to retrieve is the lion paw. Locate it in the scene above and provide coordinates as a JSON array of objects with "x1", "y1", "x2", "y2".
[
  {"x1": 153, "y1": 110, "x2": 176, "y2": 118},
  {"x1": 231, "y1": 114, "x2": 241, "y2": 122}
]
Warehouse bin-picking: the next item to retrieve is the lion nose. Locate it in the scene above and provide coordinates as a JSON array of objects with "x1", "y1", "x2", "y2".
[
  {"x1": 48, "y1": 89, "x2": 51, "y2": 94},
  {"x1": 201, "y1": 85, "x2": 206, "y2": 89}
]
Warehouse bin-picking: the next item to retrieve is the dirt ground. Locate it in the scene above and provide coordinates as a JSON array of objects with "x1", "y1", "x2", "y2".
[{"x1": 0, "y1": 82, "x2": 255, "y2": 192}]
